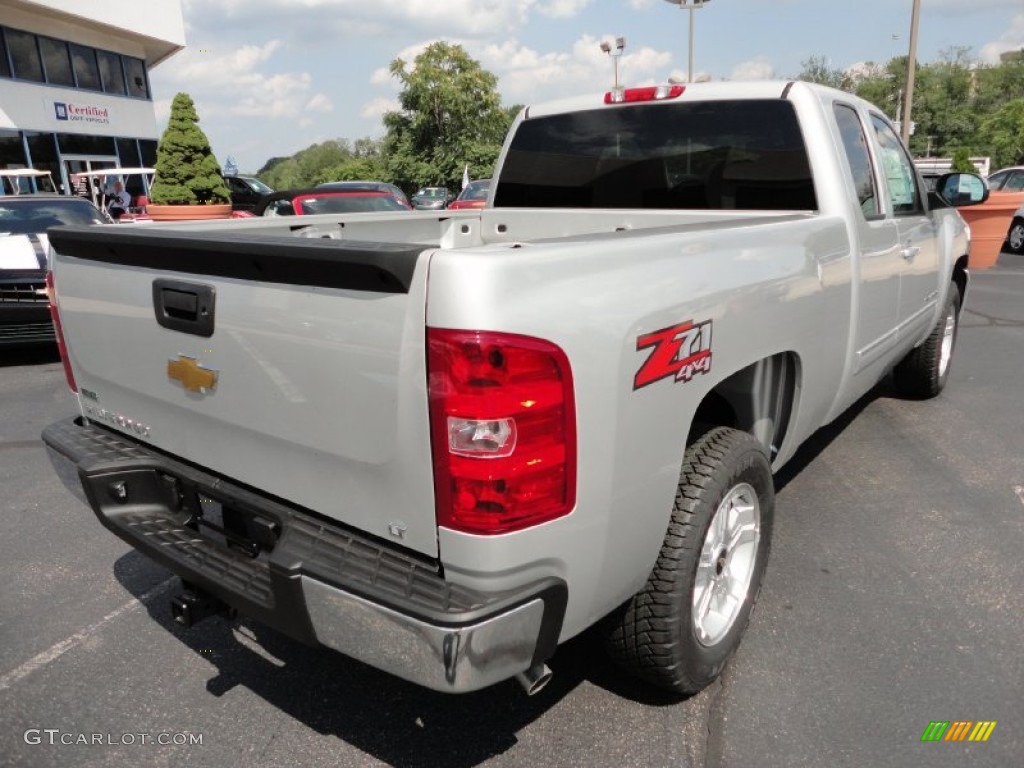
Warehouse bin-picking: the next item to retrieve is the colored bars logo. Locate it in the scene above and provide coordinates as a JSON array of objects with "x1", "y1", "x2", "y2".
[{"x1": 921, "y1": 721, "x2": 997, "y2": 742}]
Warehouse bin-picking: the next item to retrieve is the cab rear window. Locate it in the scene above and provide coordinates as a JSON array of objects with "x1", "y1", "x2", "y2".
[{"x1": 494, "y1": 99, "x2": 816, "y2": 211}]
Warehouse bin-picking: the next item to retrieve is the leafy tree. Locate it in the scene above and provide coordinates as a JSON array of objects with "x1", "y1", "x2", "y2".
[
  {"x1": 796, "y1": 55, "x2": 852, "y2": 90},
  {"x1": 950, "y1": 147, "x2": 975, "y2": 172},
  {"x1": 150, "y1": 93, "x2": 230, "y2": 205},
  {"x1": 976, "y1": 99, "x2": 1024, "y2": 168},
  {"x1": 383, "y1": 42, "x2": 514, "y2": 191}
]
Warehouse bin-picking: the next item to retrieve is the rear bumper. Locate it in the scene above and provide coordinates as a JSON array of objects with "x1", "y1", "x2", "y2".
[{"x1": 42, "y1": 416, "x2": 566, "y2": 693}]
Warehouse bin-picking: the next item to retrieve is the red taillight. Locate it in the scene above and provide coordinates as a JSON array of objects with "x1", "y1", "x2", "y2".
[
  {"x1": 427, "y1": 329, "x2": 576, "y2": 535},
  {"x1": 46, "y1": 270, "x2": 77, "y2": 393},
  {"x1": 604, "y1": 84, "x2": 685, "y2": 104}
]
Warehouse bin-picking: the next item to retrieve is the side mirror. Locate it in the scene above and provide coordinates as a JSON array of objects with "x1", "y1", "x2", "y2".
[{"x1": 931, "y1": 172, "x2": 989, "y2": 209}]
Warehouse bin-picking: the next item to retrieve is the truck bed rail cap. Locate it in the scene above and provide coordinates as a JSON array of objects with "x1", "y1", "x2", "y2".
[{"x1": 48, "y1": 226, "x2": 421, "y2": 294}]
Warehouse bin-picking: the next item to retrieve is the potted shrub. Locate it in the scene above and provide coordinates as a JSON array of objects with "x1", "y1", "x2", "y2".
[{"x1": 147, "y1": 92, "x2": 232, "y2": 220}]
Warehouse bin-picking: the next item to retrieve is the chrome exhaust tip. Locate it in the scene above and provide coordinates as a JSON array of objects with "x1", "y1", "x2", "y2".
[{"x1": 514, "y1": 663, "x2": 553, "y2": 696}]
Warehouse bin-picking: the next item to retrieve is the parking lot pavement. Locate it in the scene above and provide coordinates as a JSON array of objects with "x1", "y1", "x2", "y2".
[
  {"x1": 707, "y1": 253, "x2": 1024, "y2": 768},
  {"x1": 1, "y1": 253, "x2": 1021, "y2": 768}
]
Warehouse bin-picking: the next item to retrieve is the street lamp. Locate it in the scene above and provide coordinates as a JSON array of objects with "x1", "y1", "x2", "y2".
[
  {"x1": 663, "y1": 0, "x2": 713, "y2": 84},
  {"x1": 900, "y1": 0, "x2": 921, "y2": 144},
  {"x1": 600, "y1": 36, "x2": 626, "y2": 92}
]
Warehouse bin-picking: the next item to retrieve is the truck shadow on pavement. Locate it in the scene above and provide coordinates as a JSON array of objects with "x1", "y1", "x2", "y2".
[
  {"x1": 113, "y1": 553, "x2": 685, "y2": 767},
  {"x1": 0, "y1": 345, "x2": 60, "y2": 367},
  {"x1": 105, "y1": 382, "x2": 903, "y2": 766}
]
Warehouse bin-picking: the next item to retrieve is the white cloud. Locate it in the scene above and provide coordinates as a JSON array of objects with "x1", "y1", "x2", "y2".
[
  {"x1": 979, "y1": 13, "x2": 1024, "y2": 64},
  {"x1": 360, "y1": 97, "x2": 400, "y2": 120},
  {"x1": 150, "y1": 41, "x2": 333, "y2": 121},
  {"x1": 305, "y1": 93, "x2": 334, "y2": 113},
  {"x1": 537, "y1": 0, "x2": 591, "y2": 18},
  {"x1": 626, "y1": 0, "x2": 656, "y2": 9},
  {"x1": 181, "y1": 0, "x2": 538, "y2": 41},
  {"x1": 477, "y1": 35, "x2": 671, "y2": 104},
  {"x1": 730, "y1": 57, "x2": 776, "y2": 81},
  {"x1": 370, "y1": 41, "x2": 435, "y2": 86}
]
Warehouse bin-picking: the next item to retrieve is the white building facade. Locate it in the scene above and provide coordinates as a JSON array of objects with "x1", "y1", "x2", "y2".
[{"x1": 0, "y1": 0, "x2": 184, "y2": 192}]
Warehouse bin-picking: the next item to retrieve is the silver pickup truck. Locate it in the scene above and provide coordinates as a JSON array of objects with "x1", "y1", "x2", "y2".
[{"x1": 42, "y1": 80, "x2": 987, "y2": 697}]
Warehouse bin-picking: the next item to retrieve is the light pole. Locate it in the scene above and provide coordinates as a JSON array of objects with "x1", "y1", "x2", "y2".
[
  {"x1": 900, "y1": 0, "x2": 921, "y2": 144},
  {"x1": 600, "y1": 36, "x2": 626, "y2": 93},
  {"x1": 663, "y1": 0, "x2": 713, "y2": 83}
]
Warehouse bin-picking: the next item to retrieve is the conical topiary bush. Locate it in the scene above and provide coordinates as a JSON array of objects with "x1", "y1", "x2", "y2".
[{"x1": 149, "y1": 92, "x2": 231, "y2": 207}]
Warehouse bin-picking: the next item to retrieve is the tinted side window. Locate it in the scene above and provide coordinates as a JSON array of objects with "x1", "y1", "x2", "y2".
[
  {"x1": 98, "y1": 50, "x2": 126, "y2": 95},
  {"x1": 123, "y1": 56, "x2": 148, "y2": 98},
  {"x1": 833, "y1": 103, "x2": 878, "y2": 218},
  {"x1": 7, "y1": 29, "x2": 43, "y2": 82},
  {"x1": 1004, "y1": 171, "x2": 1024, "y2": 192},
  {"x1": 70, "y1": 44, "x2": 102, "y2": 90},
  {"x1": 869, "y1": 115, "x2": 922, "y2": 215},
  {"x1": 40, "y1": 37, "x2": 74, "y2": 86},
  {"x1": 0, "y1": 30, "x2": 12, "y2": 78},
  {"x1": 986, "y1": 171, "x2": 1007, "y2": 190},
  {"x1": 495, "y1": 99, "x2": 816, "y2": 211}
]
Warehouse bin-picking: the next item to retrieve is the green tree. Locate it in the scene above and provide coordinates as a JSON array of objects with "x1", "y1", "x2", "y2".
[
  {"x1": 150, "y1": 93, "x2": 230, "y2": 205},
  {"x1": 796, "y1": 55, "x2": 852, "y2": 90},
  {"x1": 976, "y1": 99, "x2": 1024, "y2": 168},
  {"x1": 383, "y1": 42, "x2": 513, "y2": 191},
  {"x1": 950, "y1": 147, "x2": 975, "y2": 172}
]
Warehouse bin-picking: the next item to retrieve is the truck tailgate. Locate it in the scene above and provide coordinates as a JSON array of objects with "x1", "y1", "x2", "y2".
[{"x1": 48, "y1": 226, "x2": 440, "y2": 557}]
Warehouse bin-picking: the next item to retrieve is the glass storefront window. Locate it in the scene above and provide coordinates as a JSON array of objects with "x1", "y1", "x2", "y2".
[
  {"x1": 25, "y1": 132, "x2": 61, "y2": 191},
  {"x1": 98, "y1": 50, "x2": 126, "y2": 95},
  {"x1": 70, "y1": 43, "x2": 101, "y2": 90},
  {"x1": 139, "y1": 140, "x2": 157, "y2": 168},
  {"x1": 57, "y1": 133, "x2": 116, "y2": 156},
  {"x1": 40, "y1": 36, "x2": 74, "y2": 86},
  {"x1": 0, "y1": 131, "x2": 27, "y2": 168},
  {"x1": 7, "y1": 29, "x2": 44, "y2": 82},
  {"x1": 116, "y1": 138, "x2": 142, "y2": 168}
]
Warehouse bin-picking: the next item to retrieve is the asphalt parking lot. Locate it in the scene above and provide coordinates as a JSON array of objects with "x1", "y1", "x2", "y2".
[{"x1": 1, "y1": 252, "x2": 1021, "y2": 768}]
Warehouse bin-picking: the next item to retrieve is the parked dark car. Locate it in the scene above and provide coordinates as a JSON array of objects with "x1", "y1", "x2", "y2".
[
  {"x1": 447, "y1": 179, "x2": 491, "y2": 210},
  {"x1": 224, "y1": 175, "x2": 274, "y2": 212},
  {"x1": 0, "y1": 195, "x2": 106, "y2": 347},
  {"x1": 410, "y1": 186, "x2": 451, "y2": 210},
  {"x1": 253, "y1": 188, "x2": 412, "y2": 216},
  {"x1": 316, "y1": 180, "x2": 412, "y2": 209}
]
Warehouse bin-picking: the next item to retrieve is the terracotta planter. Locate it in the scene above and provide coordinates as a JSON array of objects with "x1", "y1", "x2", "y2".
[
  {"x1": 957, "y1": 191, "x2": 1024, "y2": 269},
  {"x1": 145, "y1": 203, "x2": 234, "y2": 222}
]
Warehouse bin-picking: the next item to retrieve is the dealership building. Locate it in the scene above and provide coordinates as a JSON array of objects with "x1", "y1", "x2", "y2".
[{"x1": 0, "y1": 0, "x2": 184, "y2": 192}]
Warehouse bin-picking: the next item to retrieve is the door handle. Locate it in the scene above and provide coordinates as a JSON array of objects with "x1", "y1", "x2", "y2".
[
  {"x1": 153, "y1": 279, "x2": 216, "y2": 337},
  {"x1": 901, "y1": 245, "x2": 920, "y2": 261}
]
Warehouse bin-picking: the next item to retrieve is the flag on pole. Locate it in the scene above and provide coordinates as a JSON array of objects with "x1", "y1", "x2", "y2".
[{"x1": 461, "y1": 165, "x2": 469, "y2": 190}]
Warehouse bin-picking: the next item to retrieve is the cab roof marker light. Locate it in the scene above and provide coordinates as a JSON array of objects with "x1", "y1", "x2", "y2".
[{"x1": 604, "y1": 84, "x2": 685, "y2": 104}]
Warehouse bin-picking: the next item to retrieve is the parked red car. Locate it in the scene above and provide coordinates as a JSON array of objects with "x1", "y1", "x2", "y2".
[
  {"x1": 447, "y1": 179, "x2": 491, "y2": 210},
  {"x1": 254, "y1": 189, "x2": 410, "y2": 216}
]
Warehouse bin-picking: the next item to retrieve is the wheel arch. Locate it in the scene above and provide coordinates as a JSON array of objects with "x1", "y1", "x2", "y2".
[
  {"x1": 952, "y1": 253, "x2": 969, "y2": 312},
  {"x1": 687, "y1": 351, "x2": 802, "y2": 463}
]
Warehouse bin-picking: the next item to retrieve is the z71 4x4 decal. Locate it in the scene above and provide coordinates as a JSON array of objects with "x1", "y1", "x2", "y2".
[{"x1": 633, "y1": 319, "x2": 713, "y2": 390}]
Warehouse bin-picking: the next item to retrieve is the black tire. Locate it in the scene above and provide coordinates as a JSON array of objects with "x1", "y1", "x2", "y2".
[
  {"x1": 604, "y1": 427, "x2": 774, "y2": 694},
  {"x1": 1007, "y1": 218, "x2": 1024, "y2": 254},
  {"x1": 893, "y1": 280, "x2": 961, "y2": 399}
]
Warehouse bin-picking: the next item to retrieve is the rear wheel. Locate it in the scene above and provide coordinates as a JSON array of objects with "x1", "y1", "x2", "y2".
[
  {"x1": 1007, "y1": 218, "x2": 1024, "y2": 254},
  {"x1": 893, "y1": 280, "x2": 961, "y2": 399},
  {"x1": 604, "y1": 427, "x2": 774, "y2": 694}
]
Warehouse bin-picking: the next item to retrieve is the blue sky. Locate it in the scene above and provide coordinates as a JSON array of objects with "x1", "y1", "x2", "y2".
[{"x1": 149, "y1": 0, "x2": 1024, "y2": 173}]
